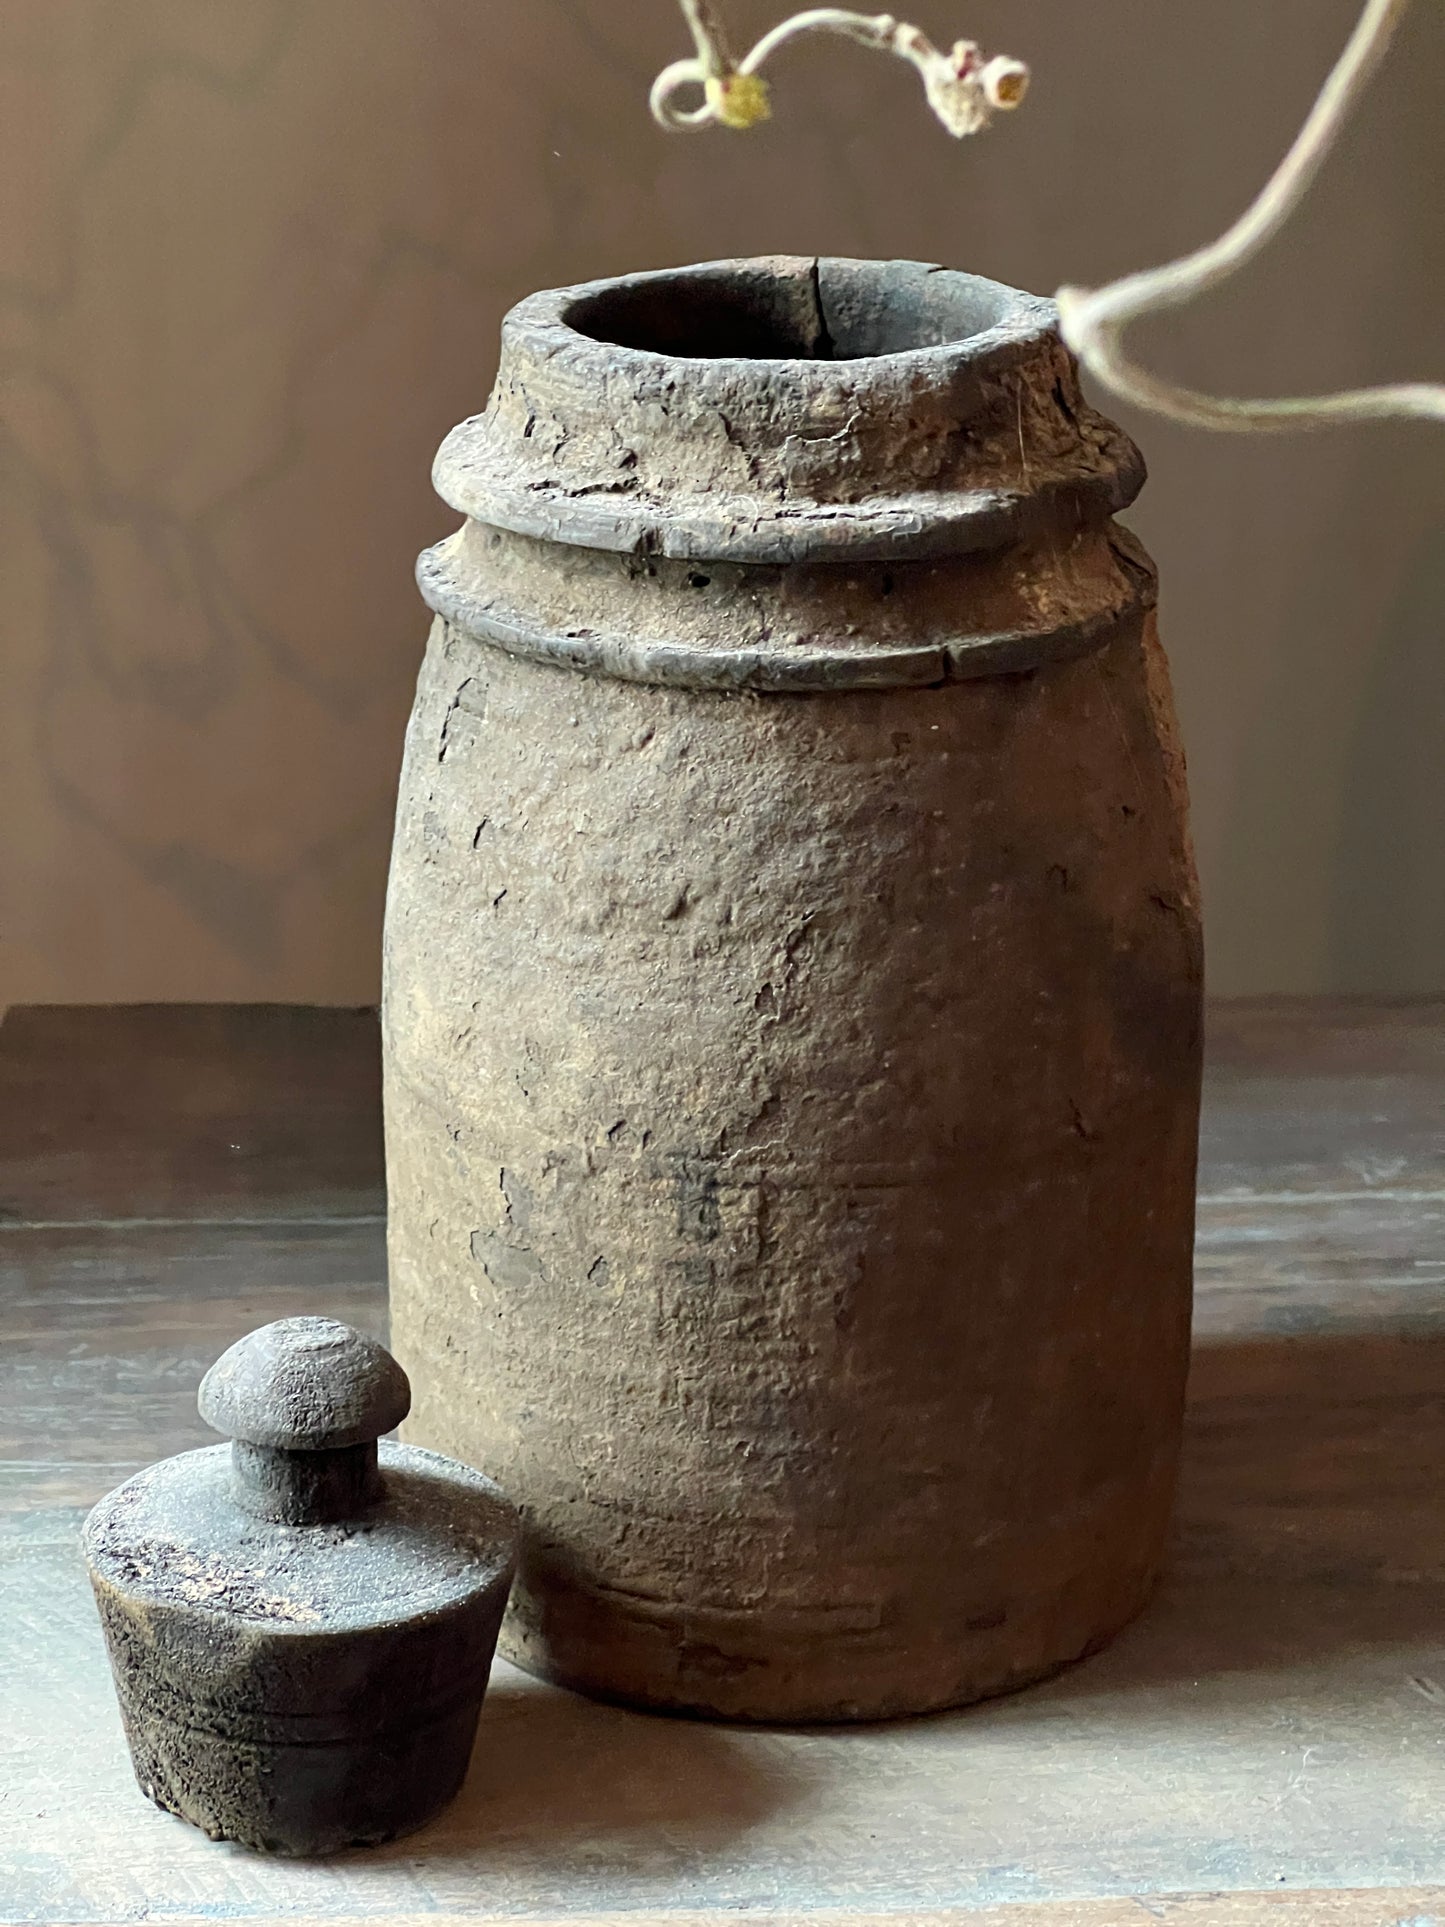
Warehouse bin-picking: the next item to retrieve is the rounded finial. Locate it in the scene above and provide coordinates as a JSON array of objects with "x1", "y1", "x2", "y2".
[{"x1": 198, "y1": 1318, "x2": 411, "y2": 1451}]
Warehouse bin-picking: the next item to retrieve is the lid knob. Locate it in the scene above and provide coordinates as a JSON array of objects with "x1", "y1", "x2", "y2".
[
  {"x1": 199, "y1": 1317, "x2": 410, "y2": 1450},
  {"x1": 199, "y1": 1319, "x2": 411, "y2": 1524}
]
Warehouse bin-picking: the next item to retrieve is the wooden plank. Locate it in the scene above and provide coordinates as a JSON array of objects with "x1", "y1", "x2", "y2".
[
  {"x1": 1205, "y1": 998, "x2": 1445, "y2": 1077},
  {"x1": 4, "y1": 998, "x2": 1443, "y2": 1228},
  {"x1": 8, "y1": 1322, "x2": 1443, "y2": 1915},
  {"x1": 4, "y1": 1000, "x2": 1445, "y2": 1921},
  {"x1": 1178, "y1": 1332, "x2": 1445, "y2": 1589},
  {"x1": 0, "y1": 1219, "x2": 386, "y2": 1499},
  {"x1": 1194, "y1": 1194, "x2": 1445, "y2": 1337},
  {"x1": 65, "y1": 1898, "x2": 1445, "y2": 1927},
  {"x1": 9, "y1": 1558, "x2": 1445, "y2": 1918},
  {"x1": 0, "y1": 1003, "x2": 384, "y2": 1223},
  {"x1": 1200, "y1": 999, "x2": 1445, "y2": 1201}
]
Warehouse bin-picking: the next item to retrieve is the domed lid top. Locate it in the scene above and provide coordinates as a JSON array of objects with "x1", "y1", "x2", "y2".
[
  {"x1": 83, "y1": 1443, "x2": 516, "y2": 1631},
  {"x1": 430, "y1": 255, "x2": 1144, "y2": 566},
  {"x1": 198, "y1": 1318, "x2": 411, "y2": 1451}
]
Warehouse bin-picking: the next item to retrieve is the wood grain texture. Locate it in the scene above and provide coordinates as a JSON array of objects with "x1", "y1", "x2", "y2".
[
  {"x1": 3, "y1": 1000, "x2": 1444, "y2": 1921},
  {"x1": 1199, "y1": 1000, "x2": 1445, "y2": 1199},
  {"x1": 74, "y1": 1901, "x2": 1445, "y2": 1927},
  {"x1": 0, "y1": 1003, "x2": 384, "y2": 1224}
]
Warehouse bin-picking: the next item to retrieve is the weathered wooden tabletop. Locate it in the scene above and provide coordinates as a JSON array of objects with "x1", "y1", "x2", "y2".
[{"x1": 2, "y1": 1001, "x2": 1442, "y2": 1927}]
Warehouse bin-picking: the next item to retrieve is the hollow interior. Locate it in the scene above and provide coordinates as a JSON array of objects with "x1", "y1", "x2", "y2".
[{"x1": 565, "y1": 257, "x2": 1018, "y2": 362}]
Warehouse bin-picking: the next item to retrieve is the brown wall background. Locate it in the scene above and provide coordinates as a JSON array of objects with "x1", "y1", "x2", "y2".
[{"x1": 2, "y1": 0, "x2": 1441, "y2": 1003}]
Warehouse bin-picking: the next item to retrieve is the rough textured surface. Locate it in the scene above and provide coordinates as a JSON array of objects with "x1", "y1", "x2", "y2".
[
  {"x1": 4, "y1": 1001, "x2": 1445, "y2": 1914},
  {"x1": 198, "y1": 1317, "x2": 413, "y2": 1524},
  {"x1": 82, "y1": 1320, "x2": 518, "y2": 1856},
  {"x1": 384, "y1": 257, "x2": 1203, "y2": 1722},
  {"x1": 430, "y1": 257, "x2": 1144, "y2": 573},
  {"x1": 200, "y1": 1317, "x2": 412, "y2": 1451}
]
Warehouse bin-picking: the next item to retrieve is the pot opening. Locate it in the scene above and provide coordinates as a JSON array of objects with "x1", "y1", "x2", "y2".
[{"x1": 565, "y1": 259, "x2": 1017, "y2": 363}]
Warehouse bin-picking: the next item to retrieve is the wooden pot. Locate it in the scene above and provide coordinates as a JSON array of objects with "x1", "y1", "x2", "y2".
[{"x1": 383, "y1": 257, "x2": 1202, "y2": 1721}]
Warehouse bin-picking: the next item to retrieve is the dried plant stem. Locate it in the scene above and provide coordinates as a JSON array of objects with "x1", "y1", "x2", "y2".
[
  {"x1": 1057, "y1": 0, "x2": 1445, "y2": 431},
  {"x1": 653, "y1": 5, "x2": 1029, "y2": 138},
  {"x1": 676, "y1": 0, "x2": 735, "y2": 79}
]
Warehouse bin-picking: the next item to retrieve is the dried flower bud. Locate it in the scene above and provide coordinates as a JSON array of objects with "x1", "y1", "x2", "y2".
[
  {"x1": 704, "y1": 70, "x2": 773, "y2": 129},
  {"x1": 651, "y1": 7, "x2": 1030, "y2": 144},
  {"x1": 949, "y1": 39, "x2": 982, "y2": 80},
  {"x1": 919, "y1": 48, "x2": 990, "y2": 138},
  {"x1": 980, "y1": 56, "x2": 1030, "y2": 111}
]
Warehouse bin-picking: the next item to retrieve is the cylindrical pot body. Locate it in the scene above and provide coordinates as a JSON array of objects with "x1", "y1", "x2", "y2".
[{"x1": 384, "y1": 257, "x2": 1202, "y2": 1722}]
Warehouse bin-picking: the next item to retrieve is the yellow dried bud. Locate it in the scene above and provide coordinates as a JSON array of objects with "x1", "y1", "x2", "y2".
[
  {"x1": 704, "y1": 70, "x2": 773, "y2": 130},
  {"x1": 981, "y1": 56, "x2": 1030, "y2": 111}
]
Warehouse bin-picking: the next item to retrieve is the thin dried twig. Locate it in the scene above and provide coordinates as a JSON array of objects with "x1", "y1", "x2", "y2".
[
  {"x1": 651, "y1": 4, "x2": 1029, "y2": 139},
  {"x1": 651, "y1": 0, "x2": 1442, "y2": 436},
  {"x1": 1059, "y1": 0, "x2": 1445, "y2": 431}
]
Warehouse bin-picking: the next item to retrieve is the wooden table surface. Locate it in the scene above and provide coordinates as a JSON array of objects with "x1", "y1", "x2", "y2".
[{"x1": 2, "y1": 1001, "x2": 1443, "y2": 1927}]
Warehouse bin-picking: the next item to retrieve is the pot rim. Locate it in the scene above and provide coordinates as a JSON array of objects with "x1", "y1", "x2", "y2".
[
  {"x1": 530, "y1": 255, "x2": 1056, "y2": 374},
  {"x1": 433, "y1": 258, "x2": 1144, "y2": 570}
]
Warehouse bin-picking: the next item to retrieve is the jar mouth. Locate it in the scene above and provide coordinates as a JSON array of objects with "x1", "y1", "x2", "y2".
[
  {"x1": 430, "y1": 257, "x2": 1143, "y2": 572},
  {"x1": 564, "y1": 257, "x2": 1020, "y2": 364}
]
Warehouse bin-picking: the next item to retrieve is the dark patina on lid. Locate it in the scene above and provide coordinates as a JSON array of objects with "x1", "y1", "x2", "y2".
[
  {"x1": 199, "y1": 1316, "x2": 411, "y2": 1451},
  {"x1": 82, "y1": 1319, "x2": 518, "y2": 1855}
]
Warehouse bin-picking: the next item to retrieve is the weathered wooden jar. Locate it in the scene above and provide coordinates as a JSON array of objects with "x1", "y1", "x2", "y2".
[
  {"x1": 384, "y1": 256, "x2": 1202, "y2": 1722},
  {"x1": 84, "y1": 1319, "x2": 517, "y2": 1853}
]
